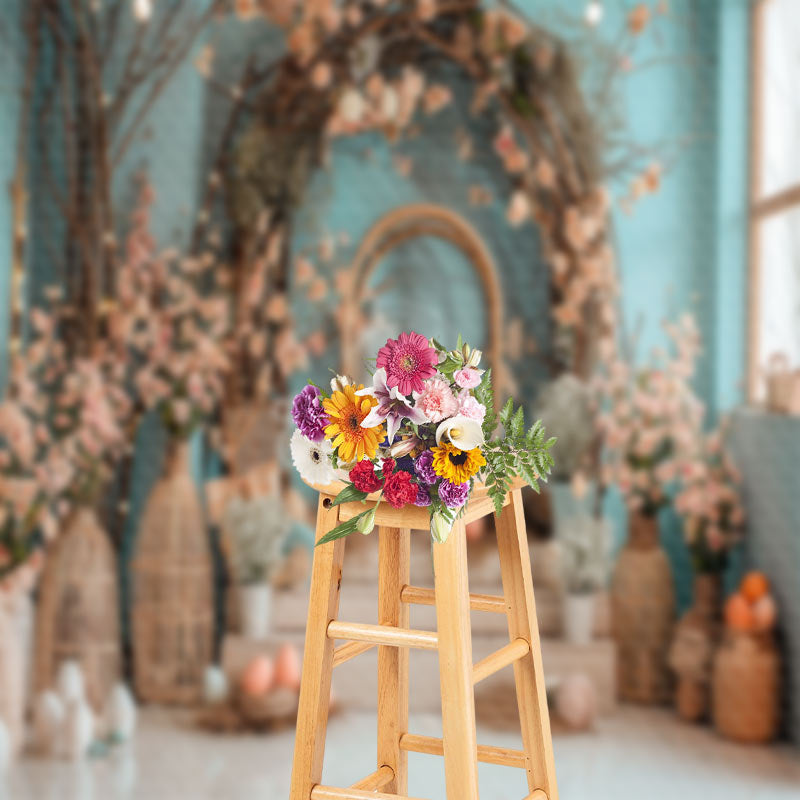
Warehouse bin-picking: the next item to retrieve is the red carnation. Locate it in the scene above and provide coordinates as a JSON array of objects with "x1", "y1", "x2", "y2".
[
  {"x1": 349, "y1": 459, "x2": 383, "y2": 493},
  {"x1": 381, "y1": 458, "x2": 396, "y2": 478},
  {"x1": 383, "y1": 470, "x2": 418, "y2": 509}
]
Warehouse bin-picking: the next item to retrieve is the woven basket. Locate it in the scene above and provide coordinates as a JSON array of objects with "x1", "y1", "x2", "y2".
[
  {"x1": 34, "y1": 506, "x2": 120, "y2": 712},
  {"x1": 712, "y1": 632, "x2": 779, "y2": 743},
  {"x1": 669, "y1": 574, "x2": 722, "y2": 722},
  {"x1": 131, "y1": 440, "x2": 214, "y2": 704},
  {"x1": 611, "y1": 512, "x2": 675, "y2": 704}
]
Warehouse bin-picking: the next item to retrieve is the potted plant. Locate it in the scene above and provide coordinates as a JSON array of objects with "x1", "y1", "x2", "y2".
[
  {"x1": 559, "y1": 514, "x2": 610, "y2": 645},
  {"x1": 223, "y1": 495, "x2": 290, "y2": 640},
  {"x1": 598, "y1": 314, "x2": 705, "y2": 703},
  {"x1": 670, "y1": 427, "x2": 744, "y2": 721}
]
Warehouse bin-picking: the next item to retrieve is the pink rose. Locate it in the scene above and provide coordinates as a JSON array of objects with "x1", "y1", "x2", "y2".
[{"x1": 454, "y1": 367, "x2": 482, "y2": 389}]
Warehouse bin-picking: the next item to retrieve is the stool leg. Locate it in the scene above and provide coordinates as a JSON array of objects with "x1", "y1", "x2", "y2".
[
  {"x1": 377, "y1": 526, "x2": 411, "y2": 794},
  {"x1": 290, "y1": 497, "x2": 346, "y2": 800},
  {"x1": 495, "y1": 489, "x2": 558, "y2": 800},
  {"x1": 433, "y1": 519, "x2": 480, "y2": 800}
]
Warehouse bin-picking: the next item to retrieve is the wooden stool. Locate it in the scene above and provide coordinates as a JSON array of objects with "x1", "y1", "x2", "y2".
[{"x1": 290, "y1": 480, "x2": 558, "y2": 800}]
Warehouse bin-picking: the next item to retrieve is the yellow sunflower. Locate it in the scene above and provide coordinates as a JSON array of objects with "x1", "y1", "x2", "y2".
[
  {"x1": 323, "y1": 384, "x2": 384, "y2": 463},
  {"x1": 431, "y1": 443, "x2": 486, "y2": 484}
]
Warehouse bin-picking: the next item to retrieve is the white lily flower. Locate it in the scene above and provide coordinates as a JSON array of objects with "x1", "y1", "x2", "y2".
[
  {"x1": 435, "y1": 415, "x2": 485, "y2": 451},
  {"x1": 431, "y1": 512, "x2": 453, "y2": 544}
]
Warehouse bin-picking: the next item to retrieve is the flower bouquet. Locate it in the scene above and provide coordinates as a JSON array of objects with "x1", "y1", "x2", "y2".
[{"x1": 290, "y1": 332, "x2": 555, "y2": 544}]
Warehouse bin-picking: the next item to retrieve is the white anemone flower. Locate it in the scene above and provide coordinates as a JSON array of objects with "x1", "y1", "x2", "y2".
[
  {"x1": 435, "y1": 415, "x2": 485, "y2": 451},
  {"x1": 290, "y1": 430, "x2": 335, "y2": 486}
]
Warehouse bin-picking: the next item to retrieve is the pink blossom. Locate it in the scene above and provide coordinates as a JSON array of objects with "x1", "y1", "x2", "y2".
[
  {"x1": 415, "y1": 378, "x2": 458, "y2": 423},
  {"x1": 457, "y1": 392, "x2": 486, "y2": 424},
  {"x1": 454, "y1": 367, "x2": 482, "y2": 389}
]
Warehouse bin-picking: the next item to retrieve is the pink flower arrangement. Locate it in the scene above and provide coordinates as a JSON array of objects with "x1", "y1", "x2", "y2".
[
  {"x1": 674, "y1": 427, "x2": 744, "y2": 574},
  {"x1": 415, "y1": 378, "x2": 458, "y2": 423},
  {"x1": 597, "y1": 315, "x2": 705, "y2": 516}
]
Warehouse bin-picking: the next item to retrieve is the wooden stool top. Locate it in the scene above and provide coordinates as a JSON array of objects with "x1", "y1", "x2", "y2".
[{"x1": 302, "y1": 476, "x2": 527, "y2": 531}]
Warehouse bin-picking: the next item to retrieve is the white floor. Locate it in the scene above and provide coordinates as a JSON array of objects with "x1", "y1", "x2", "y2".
[{"x1": 3, "y1": 706, "x2": 799, "y2": 800}]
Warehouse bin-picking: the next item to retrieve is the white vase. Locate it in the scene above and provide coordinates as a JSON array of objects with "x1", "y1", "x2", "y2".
[
  {"x1": 239, "y1": 584, "x2": 273, "y2": 640},
  {"x1": 563, "y1": 593, "x2": 596, "y2": 645},
  {"x1": 0, "y1": 589, "x2": 34, "y2": 757}
]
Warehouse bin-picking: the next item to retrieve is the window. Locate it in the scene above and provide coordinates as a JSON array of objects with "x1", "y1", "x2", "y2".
[{"x1": 748, "y1": 0, "x2": 800, "y2": 401}]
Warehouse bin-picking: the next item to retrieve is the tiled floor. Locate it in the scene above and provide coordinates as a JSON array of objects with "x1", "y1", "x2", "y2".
[{"x1": 3, "y1": 706, "x2": 799, "y2": 800}]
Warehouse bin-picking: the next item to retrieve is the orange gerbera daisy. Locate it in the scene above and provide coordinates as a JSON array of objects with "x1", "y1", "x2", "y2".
[{"x1": 323, "y1": 384, "x2": 384, "y2": 463}]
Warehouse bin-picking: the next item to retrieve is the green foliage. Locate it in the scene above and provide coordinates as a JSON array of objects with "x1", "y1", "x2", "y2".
[
  {"x1": 481, "y1": 395, "x2": 556, "y2": 516},
  {"x1": 331, "y1": 484, "x2": 368, "y2": 506}
]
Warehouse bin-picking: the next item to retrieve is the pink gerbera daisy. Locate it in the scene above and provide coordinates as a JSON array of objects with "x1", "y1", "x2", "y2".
[{"x1": 376, "y1": 332, "x2": 438, "y2": 395}]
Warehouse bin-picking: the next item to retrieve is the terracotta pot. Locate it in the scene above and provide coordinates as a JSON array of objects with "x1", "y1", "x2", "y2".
[
  {"x1": 611, "y1": 511, "x2": 675, "y2": 704},
  {"x1": 0, "y1": 589, "x2": 34, "y2": 757},
  {"x1": 132, "y1": 439, "x2": 214, "y2": 704},
  {"x1": 34, "y1": 506, "x2": 121, "y2": 712}
]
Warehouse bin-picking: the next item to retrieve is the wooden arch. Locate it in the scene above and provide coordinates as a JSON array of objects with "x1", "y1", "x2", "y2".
[{"x1": 340, "y1": 204, "x2": 503, "y2": 380}]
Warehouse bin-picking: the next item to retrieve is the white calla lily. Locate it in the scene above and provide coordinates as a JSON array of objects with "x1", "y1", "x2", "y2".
[{"x1": 435, "y1": 415, "x2": 485, "y2": 451}]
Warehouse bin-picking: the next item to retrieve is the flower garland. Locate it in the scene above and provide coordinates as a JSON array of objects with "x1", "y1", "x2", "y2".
[{"x1": 290, "y1": 332, "x2": 555, "y2": 544}]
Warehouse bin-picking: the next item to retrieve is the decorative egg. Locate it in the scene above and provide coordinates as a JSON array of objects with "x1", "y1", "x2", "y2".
[
  {"x1": 61, "y1": 698, "x2": 94, "y2": 760},
  {"x1": 274, "y1": 644, "x2": 301, "y2": 691},
  {"x1": 752, "y1": 594, "x2": 777, "y2": 632},
  {"x1": 105, "y1": 683, "x2": 137, "y2": 741},
  {"x1": 33, "y1": 690, "x2": 65, "y2": 754},
  {"x1": 554, "y1": 673, "x2": 597, "y2": 731},
  {"x1": 465, "y1": 517, "x2": 487, "y2": 542},
  {"x1": 0, "y1": 720, "x2": 9, "y2": 774},
  {"x1": 56, "y1": 660, "x2": 85, "y2": 705},
  {"x1": 240, "y1": 656, "x2": 274, "y2": 697},
  {"x1": 724, "y1": 593, "x2": 755, "y2": 632},
  {"x1": 740, "y1": 571, "x2": 770, "y2": 604},
  {"x1": 203, "y1": 665, "x2": 229, "y2": 704}
]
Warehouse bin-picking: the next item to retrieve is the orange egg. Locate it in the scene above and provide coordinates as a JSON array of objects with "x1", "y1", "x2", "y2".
[
  {"x1": 240, "y1": 656, "x2": 274, "y2": 696},
  {"x1": 274, "y1": 643, "x2": 301, "y2": 691},
  {"x1": 752, "y1": 594, "x2": 777, "y2": 632},
  {"x1": 725, "y1": 593, "x2": 755, "y2": 632},
  {"x1": 740, "y1": 571, "x2": 770, "y2": 604}
]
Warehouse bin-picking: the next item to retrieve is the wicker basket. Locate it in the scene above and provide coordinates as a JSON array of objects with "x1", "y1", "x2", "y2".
[
  {"x1": 131, "y1": 440, "x2": 214, "y2": 704},
  {"x1": 611, "y1": 512, "x2": 675, "y2": 704},
  {"x1": 712, "y1": 632, "x2": 780, "y2": 743},
  {"x1": 34, "y1": 506, "x2": 120, "y2": 712},
  {"x1": 669, "y1": 574, "x2": 722, "y2": 722}
]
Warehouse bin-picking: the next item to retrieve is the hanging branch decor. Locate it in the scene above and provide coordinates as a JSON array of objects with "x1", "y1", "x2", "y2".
[{"x1": 189, "y1": 0, "x2": 641, "y2": 478}]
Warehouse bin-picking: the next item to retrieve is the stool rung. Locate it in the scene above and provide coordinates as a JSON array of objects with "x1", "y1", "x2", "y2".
[
  {"x1": 332, "y1": 641, "x2": 375, "y2": 668},
  {"x1": 400, "y1": 585, "x2": 506, "y2": 614},
  {"x1": 350, "y1": 765, "x2": 394, "y2": 790},
  {"x1": 399, "y1": 733, "x2": 528, "y2": 769},
  {"x1": 327, "y1": 620, "x2": 438, "y2": 650},
  {"x1": 311, "y1": 786, "x2": 428, "y2": 800},
  {"x1": 472, "y1": 637, "x2": 530, "y2": 684}
]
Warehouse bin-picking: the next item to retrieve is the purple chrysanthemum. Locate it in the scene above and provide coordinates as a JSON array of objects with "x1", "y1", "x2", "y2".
[
  {"x1": 414, "y1": 450, "x2": 437, "y2": 485},
  {"x1": 414, "y1": 484, "x2": 432, "y2": 507},
  {"x1": 291, "y1": 384, "x2": 329, "y2": 442},
  {"x1": 438, "y1": 479, "x2": 470, "y2": 509}
]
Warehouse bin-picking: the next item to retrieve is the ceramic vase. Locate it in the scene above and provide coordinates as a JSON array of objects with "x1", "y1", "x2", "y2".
[
  {"x1": 611, "y1": 511, "x2": 675, "y2": 704},
  {"x1": 238, "y1": 584, "x2": 273, "y2": 640},
  {"x1": 563, "y1": 593, "x2": 596, "y2": 646},
  {"x1": 132, "y1": 439, "x2": 214, "y2": 704}
]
